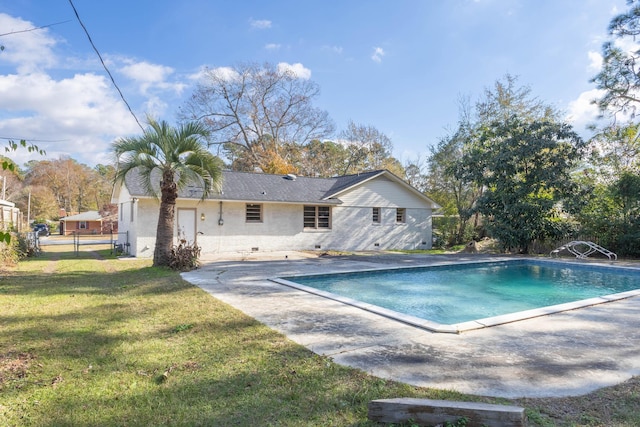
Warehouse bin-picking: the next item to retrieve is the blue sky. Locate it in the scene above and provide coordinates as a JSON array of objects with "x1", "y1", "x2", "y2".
[{"x1": 0, "y1": 0, "x2": 628, "y2": 168}]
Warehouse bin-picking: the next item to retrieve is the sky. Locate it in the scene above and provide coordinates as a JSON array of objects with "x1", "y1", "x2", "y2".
[{"x1": 0, "y1": 0, "x2": 630, "y2": 169}]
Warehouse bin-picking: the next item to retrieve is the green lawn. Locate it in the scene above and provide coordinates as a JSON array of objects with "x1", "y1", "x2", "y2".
[{"x1": 1, "y1": 246, "x2": 639, "y2": 426}]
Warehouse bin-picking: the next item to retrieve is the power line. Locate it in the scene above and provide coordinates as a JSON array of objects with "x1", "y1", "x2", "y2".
[
  {"x1": 0, "y1": 136, "x2": 67, "y2": 142},
  {"x1": 0, "y1": 20, "x2": 71, "y2": 38},
  {"x1": 67, "y1": 0, "x2": 144, "y2": 132}
]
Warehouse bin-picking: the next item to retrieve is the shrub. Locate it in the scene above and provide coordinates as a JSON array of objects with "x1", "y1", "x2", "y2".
[
  {"x1": 0, "y1": 232, "x2": 38, "y2": 266},
  {"x1": 168, "y1": 238, "x2": 201, "y2": 271}
]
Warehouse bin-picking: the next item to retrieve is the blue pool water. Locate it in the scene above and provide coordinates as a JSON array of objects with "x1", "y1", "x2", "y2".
[{"x1": 282, "y1": 260, "x2": 640, "y2": 325}]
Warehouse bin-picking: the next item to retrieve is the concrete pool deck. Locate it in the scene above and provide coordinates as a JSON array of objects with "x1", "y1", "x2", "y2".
[{"x1": 181, "y1": 252, "x2": 640, "y2": 399}]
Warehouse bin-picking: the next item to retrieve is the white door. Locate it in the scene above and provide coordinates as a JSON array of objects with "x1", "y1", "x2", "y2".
[{"x1": 177, "y1": 208, "x2": 197, "y2": 244}]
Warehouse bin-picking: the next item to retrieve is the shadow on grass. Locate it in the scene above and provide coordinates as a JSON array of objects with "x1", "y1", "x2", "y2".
[
  {"x1": 14, "y1": 341, "x2": 420, "y2": 426},
  {"x1": 2, "y1": 250, "x2": 439, "y2": 425}
]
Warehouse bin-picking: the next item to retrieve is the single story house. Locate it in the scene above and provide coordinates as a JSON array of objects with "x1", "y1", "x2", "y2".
[
  {"x1": 59, "y1": 211, "x2": 104, "y2": 235},
  {"x1": 111, "y1": 169, "x2": 440, "y2": 258}
]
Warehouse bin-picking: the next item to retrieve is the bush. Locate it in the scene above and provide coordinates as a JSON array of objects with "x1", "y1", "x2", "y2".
[
  {"x1": 168, "y1": 239, "x2": 201, "y2": 271},
  {"x1": 0, "y1": 237, "x2": 19, "y2": 266},
  {"x1": 0, "y1": 232, "x2": 39, "y2": 266},
  {"x1": 432, "y1": 216, "x2": 477, "y2": 248}
]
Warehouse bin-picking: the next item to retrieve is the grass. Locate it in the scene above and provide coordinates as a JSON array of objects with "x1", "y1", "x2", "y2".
[{"x1": 1, "y1": 246, "x2": 639, "y2": 426}]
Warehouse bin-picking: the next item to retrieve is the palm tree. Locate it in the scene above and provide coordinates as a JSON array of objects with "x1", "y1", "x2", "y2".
[{"x1": 113, "y1": 118, "x2": 223, "y2": 267}]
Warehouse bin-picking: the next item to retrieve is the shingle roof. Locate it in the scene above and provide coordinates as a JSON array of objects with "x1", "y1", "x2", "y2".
[
  {"x1": 206, "y1": 171, "x2": 344, "y2": 204},
  {"x1": 121, "y1": 168, "x2": 439, "y2": 208},
  {"x1": 124, "y1": 169, "x2": 387, "y2": 205},
  {"x1": 61, "y1": 211, "x2": 102, "y2": 221}
]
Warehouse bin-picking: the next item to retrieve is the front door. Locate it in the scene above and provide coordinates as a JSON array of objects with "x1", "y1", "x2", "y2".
[{"x1": 177, "y1": 208, "x2": 197, "y2": 244}]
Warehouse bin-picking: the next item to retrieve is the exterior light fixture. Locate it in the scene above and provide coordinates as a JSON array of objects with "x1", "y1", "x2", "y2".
[{"x1": 201, "y1": 213, "x2": 205, "y2": 221}]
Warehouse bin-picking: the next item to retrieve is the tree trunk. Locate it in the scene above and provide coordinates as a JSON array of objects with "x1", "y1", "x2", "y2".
[{"x1": 153, "y1": 172, "x2": 178, "y2": 266}]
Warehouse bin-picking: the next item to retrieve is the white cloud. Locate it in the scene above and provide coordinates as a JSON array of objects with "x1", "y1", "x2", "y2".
[
  {"x1": 0, "y1": 13, "x2": 180, "y2": 166},
  {"x1": 565, "y1": 88, "x2": 604, "y2": 134},
  {"x1": 322, "y1": 45, "x2": 343, "y2": 54},
  {"x1": 587, "y1": 51, "x2": 602, "y2": 72},
  {"x1": 0, "y1": 14, "x2": 57, "y2": 73},
  {"x1": 0, "y1": 72, "x2": 140, "y2": 166},
  {"x1": 371, "y1": 47, "x2": 385, "y2": 63},
  {"x1": 119, "y1": 61, "x2": 173, "y2": 84},
  {"x1": 212, "y1": 66, "x2": 241, "y2": 82},
  {"x1": 118, "y1": 59, "x2": 185, "y2": 95},
  {"x1": 265, "y1": 43, "x2": 281, "y2": 50},
  {"x1": 249, "y1": 18, "x2": 272, "y2": 29},
  {"x1": 277, "y1": 62, "x2": 311, "y2": 79}
]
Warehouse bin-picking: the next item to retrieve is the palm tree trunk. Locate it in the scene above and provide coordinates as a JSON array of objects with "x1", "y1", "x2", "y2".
[{"x1": 153, "y1": 172, "x2": 178, "y2": 266}]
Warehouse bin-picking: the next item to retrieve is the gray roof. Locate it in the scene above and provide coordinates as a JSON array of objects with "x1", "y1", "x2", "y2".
[
  {"x1": 122, "y1": 169, "x2": 438, "y2": 207},
  {"x1": 61, "y1": 211, "x2": 102, "y2": 221}
]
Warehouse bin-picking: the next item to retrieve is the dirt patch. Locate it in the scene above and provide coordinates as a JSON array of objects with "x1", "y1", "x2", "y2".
[
  {"x1": 0, "y1": 352, "x2": 37, "y2": 388},
  {"x1": 516, "y1": 375, "x2": 640, "y2": 426}
]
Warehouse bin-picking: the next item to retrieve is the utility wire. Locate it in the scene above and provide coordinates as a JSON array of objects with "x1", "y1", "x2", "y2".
[
  {"x1": 0, "y1": 20, "x2": 71, "y2": 38},
  {"x1": 0, "y1": 136, "x2": 67, "y2": 142},
  {"x1": 67, "y1": 0, "x2": 144, "y2": 132}
]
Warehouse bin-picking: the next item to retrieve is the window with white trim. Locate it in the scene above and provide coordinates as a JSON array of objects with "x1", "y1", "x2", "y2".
[
  {"x1": 303, "y1": 205, "x2": 331, "y2": 229},
  {"x1": 246, "y1": 204, "x2": 262, "y2": 222},
  {"x1": 396, "y1": 208, "x2": 406, "y2": 223},
  {"x1": 372, "y1": 207, "x2": 381, "y2": 224},
  {"x1": 79, "y1": 221, "x2": 88, "y2": 229}
]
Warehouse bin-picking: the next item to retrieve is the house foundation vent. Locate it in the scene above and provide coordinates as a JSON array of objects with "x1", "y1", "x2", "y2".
[
  {"x1": 251, "y1": 247, "x2": 259, "y2": 252},
  {"x1": 315, "y1": 245, "x2": 321, "y2": 249},
  {"x1": 374, "y1": 243, "x2": 380, "y2": 247}
]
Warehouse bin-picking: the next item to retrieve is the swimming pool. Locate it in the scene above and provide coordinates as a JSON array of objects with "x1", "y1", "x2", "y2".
[{"x1": 273, "y1": 259, "x2": 640, "y2": 333}]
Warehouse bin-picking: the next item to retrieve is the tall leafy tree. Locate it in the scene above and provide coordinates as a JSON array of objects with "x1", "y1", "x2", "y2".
[
  {"x1": 589, "y1": 122, "x2": 640, "y2": 182},
  {"x1": 426, "y1": 96, "x2": 483, "y2": 245},
  {"x1": 428, "y1": 75, "x2": 571, "y2": 250},
  {"x1": 455, "y1": 116, "x2": 586, "y2": 253},
  {"x1": 403, "y1": 156, "x2": 429, "y2": 193},
  {"x1": 25, "y1": 158, "x2": 109, "y2": 215},
  {"x1": 181, "y1": 62, "x2": 334, "y2": 172},
  {"x1": 592, "y1": 1, "x2": 640, "y2": 117},
  {"x1": 113, "y1": 118, "x2": 223, "y2": 267},
  {"x1": 296, "y1": 140, "x2": 349, "y2": 178},
  {"x1": 476, "y1": 74, "x2": 557, "y2": 123},
  {"x1": 427, "y1": 125, "x2": 482, "y2": 244}
]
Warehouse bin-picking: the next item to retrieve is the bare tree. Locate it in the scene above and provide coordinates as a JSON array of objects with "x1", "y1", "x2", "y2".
[
  {"x1": 181, "y1": 62, "x2": 335, "y2": 172},
  {"x1": 339, "y1": 120, "x2": 399, "y2": 175}
]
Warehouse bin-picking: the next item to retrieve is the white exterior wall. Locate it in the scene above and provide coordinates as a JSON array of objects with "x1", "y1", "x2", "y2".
[
  {"x1": 329, "y1": 176, "x2": 434, "y2": 251},
  {"x1": 186, "y1": 201, "x2": 431, "y2": 255},
  {"x1": 123, "y1": 174, "x2": 434, "y2": 258},
  {"x1": 114, "y1": 185, "x2": 149, "y2": 257}
]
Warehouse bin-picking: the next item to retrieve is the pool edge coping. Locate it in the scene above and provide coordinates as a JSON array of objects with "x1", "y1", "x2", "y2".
[{"x1": 270, "y1": 257, "x2": 640, "y2": 334}]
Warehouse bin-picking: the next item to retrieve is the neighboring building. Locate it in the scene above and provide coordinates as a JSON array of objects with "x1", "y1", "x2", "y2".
[
  {"x1": 0, "y1": 199, "x2": 22, "y2": 232},
  {"x1": 59, "y1": 211, "x2": 104, "y2": 235},
  {"x1": 111, "y1": 169, "x2": 440, "y2": 258}
]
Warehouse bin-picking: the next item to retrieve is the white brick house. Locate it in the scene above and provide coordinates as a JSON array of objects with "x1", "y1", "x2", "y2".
[{"x1": 111, "y1": 169, "x2": 440, "y2": 257}]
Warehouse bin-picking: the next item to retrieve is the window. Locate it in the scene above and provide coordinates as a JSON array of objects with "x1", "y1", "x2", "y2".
[
  {"x1": 372, "y1": 207, "x2": 381, "y2": 224},
  {"x1": 246, "y1": 204, "x2": 262, "y2": 222},
  {"x1": 396, "y1": 208, "x2": 406, "y2": 223},
  {"x1": 304, "y1": 205, "x2": 331, "y2": 229},
  {"x1": 79, "y1": 221, "x2": 88, "y2": 229}
]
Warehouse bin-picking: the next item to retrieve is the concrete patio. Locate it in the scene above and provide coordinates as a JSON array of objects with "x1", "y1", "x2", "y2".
[{"x1": 181, "y1": 252, "x2": 640, "y2": 399}]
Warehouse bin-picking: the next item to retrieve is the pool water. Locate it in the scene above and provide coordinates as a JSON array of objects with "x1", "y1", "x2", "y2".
[{"x1": 282, "y1": 260, "x2": 640, "y2": 325}]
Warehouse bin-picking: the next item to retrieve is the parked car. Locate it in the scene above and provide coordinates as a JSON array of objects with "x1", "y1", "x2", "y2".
[{"x1": 32, "y1": 223, "x2": 50, "y2": 236}]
